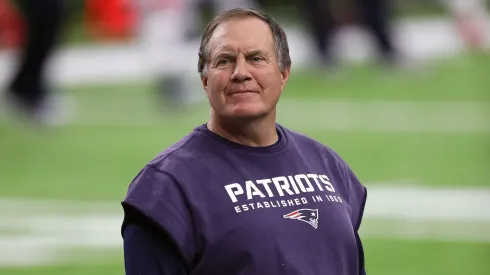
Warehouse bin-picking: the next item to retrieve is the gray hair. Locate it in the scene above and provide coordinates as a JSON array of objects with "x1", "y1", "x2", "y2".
[{"x1": 197, "y1": 8, "x2": 292, "y2": 76}]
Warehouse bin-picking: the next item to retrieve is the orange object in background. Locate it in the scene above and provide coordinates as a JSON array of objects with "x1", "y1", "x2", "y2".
[
  {"x1": 84, "y1": 0, "x2": 139, "y2": 41},
  {"x1": 0, "y1": 0, "x2": 25, "y2": 49}
]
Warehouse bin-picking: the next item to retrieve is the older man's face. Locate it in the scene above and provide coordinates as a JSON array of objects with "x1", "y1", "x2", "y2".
[{"x1": 201, "y1": 17, "x2": 290, "y2": 121}]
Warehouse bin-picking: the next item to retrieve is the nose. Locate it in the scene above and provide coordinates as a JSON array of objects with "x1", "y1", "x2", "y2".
[{"x1": 231, "y1": 57, "x2": 252, "y2": 83}]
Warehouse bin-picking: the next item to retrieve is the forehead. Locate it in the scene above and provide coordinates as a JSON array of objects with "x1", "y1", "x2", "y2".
[{"x1": 209, "y1": 17, "x2": 274, "y2": 54}]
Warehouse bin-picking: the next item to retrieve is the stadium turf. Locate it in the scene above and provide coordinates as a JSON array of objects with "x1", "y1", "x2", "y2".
[{"x1": 0, "y1": 53, "x2": 488, "y2": 274}]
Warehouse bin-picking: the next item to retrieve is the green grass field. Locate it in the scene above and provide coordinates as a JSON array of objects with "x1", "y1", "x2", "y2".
[{"x1": 0, "y1": 53, "x2": 489, "y2": 274}]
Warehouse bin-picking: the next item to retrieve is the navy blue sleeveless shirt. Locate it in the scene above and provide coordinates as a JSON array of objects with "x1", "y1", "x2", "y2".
[{"x1": 122, "y1": 124, "x2": 367, "y2": 275}]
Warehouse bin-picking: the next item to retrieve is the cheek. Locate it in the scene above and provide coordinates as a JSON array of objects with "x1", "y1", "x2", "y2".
[
  {"x1": 207, "y1": 73, "x2": 230, "y2": 96},
  {"x1": 254, "y1": 73, "x2": 282, "y2": 98}
]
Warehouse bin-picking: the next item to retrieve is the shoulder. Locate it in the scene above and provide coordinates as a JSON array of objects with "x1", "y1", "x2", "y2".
[
  {"x1": 125, "y1": 124, "x2": 228, "y2": 196},
  {"x1": 147, "y1": 127, "x2": 212, "y2": 173},
  {"x1": 280, "y1": 125, "x2": 323, "y2": 148},
  {"x1": 124, "y1": 127, "x2": 211, "y2": 196},
  {"x1": 280, "y1": 124, "x2": 342, "y2": 161},
  {"x1": 280, "y1": 124, "x2": 354, "y2": 179},
  {"x1": 121, "y1": 126, "x2": 214, "y2": 266}
]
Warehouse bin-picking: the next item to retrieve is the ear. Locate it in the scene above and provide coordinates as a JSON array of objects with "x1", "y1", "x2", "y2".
[
  {"x1": 201, "y1": 73, "x2": 208, "y2": 94},
  {"x1": 280, "y1": 66, "x2": 291, "y2": 91}
]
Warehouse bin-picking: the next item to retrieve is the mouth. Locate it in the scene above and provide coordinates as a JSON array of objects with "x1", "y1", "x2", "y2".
[{"x1": 229, "y1": 90, "x2": 258, "y2": 95}]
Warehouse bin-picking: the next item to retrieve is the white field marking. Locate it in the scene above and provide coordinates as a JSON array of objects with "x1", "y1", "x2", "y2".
[
  {"x1": 277, "y1": 100, "x2": 490, "y2": 134},
  {"x1": 360, "y1": 184, "x2": 490, "y2": 243},
  {"x1": 4, "y1": 99, "x2": 486, "y2": 134},
  {"x1": 0, "y1": 184, "x2": 490, "y2": 267}
]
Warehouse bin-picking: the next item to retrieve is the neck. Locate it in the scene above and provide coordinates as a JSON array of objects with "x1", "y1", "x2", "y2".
[{"x1": 207, "y1": 110, "x2": 278, "y2": 147}]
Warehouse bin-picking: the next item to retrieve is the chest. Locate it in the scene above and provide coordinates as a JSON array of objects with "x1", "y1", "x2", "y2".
[{"x1": 180, "y1": 152, "x2": 355, "y2": 251}]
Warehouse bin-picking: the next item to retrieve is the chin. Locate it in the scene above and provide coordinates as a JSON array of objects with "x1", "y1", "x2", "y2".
[{"x1": 226, "y1": 103, "x2": 269, "y2": 120}]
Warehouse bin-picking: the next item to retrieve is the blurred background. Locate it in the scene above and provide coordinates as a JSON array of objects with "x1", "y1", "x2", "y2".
[{"x1": 0, "y1": 0, "x2": 489, "y2": 274}]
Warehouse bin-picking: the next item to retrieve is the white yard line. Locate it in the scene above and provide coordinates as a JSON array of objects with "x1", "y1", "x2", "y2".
[
  {"x1": 0, "y1": 184, "x2": 489, "y2": 266},
  {"x1": 25, "y1": 99, "x2": 487, "y2": 134},
  {"x1": 361, "y1": 185, "x2": 490, "y2": 243},
  {"x1": 277, "y1": 100, "x2": 490, "y2": 133}
]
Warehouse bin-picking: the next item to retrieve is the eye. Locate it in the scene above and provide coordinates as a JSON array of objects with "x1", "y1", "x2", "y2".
[
  {"x1": 250, "y1": 56, "x2": 264, "y2": 62},
  {"x1": 217, "y1": 59, "x2": 229, "y2": 66}
]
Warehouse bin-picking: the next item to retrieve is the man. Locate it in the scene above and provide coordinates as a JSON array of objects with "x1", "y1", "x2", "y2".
[
  {"x1": 122, "y1": 8, "x2": 367, "y2": 275},
  {"x1": 4, "y1": 0, "x2": 69, "y2": 125}
]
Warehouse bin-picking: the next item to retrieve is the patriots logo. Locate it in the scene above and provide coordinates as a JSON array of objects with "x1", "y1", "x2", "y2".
[{"x1": 283, "y1": 209, "x2": 319, "y2": 229}]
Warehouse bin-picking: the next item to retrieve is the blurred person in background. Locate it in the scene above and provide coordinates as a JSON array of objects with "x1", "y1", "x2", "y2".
[
  {"x1": 302, "y1": 0, "x2": 400, "y2": 70},
  {"x1": 182, "y1": 0, "x2": 257, "y2": 39},
  {"x1": 3, "y1": 0, "x2": 70, "y2": 125},
  {"x1": 140, "y1": 0, "x2": 258, "y2": 110},
  {"x1": 84, "y1": 0, "x2": 200, "y2": 110},
  {"x1": 442, "y1": 0, "x2": 489, "y2": 50},
  {"x1": 138, "y1": 0, "x2": 195, "y2": 108},
  {"x1": 122, "y1": 8, "x2": 367, "y2": 275},
  {"x1": 137, "y1": 0, "x2": 213, "y2": 110}
]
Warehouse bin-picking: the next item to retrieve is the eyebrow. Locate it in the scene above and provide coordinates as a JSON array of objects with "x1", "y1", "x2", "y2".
[
  {"x1": 214, "y1": 50, "x2": 265, "y2": 60},
  {"x1": 214, "y1": 52, "x2": 235, "y2": 60},
  {"x1": 245, "y1": 50, "x2": 264, "y2": 57}
]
